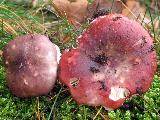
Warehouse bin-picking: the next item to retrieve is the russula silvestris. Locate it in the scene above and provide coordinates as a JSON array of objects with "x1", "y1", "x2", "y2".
[
  {"x1": 59, "y1": 14, "x2": 157, "y2": 110},
  {"x1": 3, "y1": 34, "x2": 60, "y2": 97}
]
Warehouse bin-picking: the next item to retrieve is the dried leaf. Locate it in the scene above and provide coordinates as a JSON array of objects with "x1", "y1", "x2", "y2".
[
  {"x1": 10, "y1": 0, "x2": 49, "y2": 7},
  {"x1": 144, "y1": 17, "x2": 160, "y2": 31},
  {"x1": 63, "y1": 34, "x2": 71, "y2": 43},
  {"x1": 153, "y1": 18, "x2": 160, "y2": 31},
  {"x1": 87, "y1": 0, "x2": 124, "y2": 20},
  {"x1": 122, "y1": 0, "x2": 145, "y2": 20},
  {"x1": 151, "y1": 0, "x2": 160, "y2": 11},
  {"x1": 53, "y1": 0, "x2": 88, "y2": 26},
  {"x1": 0, "y1": 50, "x2": 3, "y2": 56}
]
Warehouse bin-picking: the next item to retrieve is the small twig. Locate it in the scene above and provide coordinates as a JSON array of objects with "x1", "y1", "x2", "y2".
[
  {"x1": 118, "y1": 0, "x2": 138, "y2": 19},
  {"x1": 0, "y1": 5, "x2": 31, "y2": 33},
  {"x1": 93, "y1": 106, "x2": 102, "y2": 120},
  {"x1": 136, "y1": 13, "x2": 141, "y2": 21},
  {"x1": 99, "y1": 113, "x2": 110, "y2": 120},
  {"x1": 36, "y1": 97, "x2": 41, "y2": 120},
  {"x1": 0, "y1": 19, "x2": 4, "y2": 37},
  {"x1": 118, "y1": 0, "x2": 148, "y2": 30},
  {"x1": 47, "y1": 88, "x2": 62, "y2": 120},
  {"x1": 0, "y1": 19, "x2": 18, "y2": 35},
  {"x1": 93, "y1": 107, "x2": 110, "y2": 120},
  {"x1": 147, "y1": 5, "x2": 156, "y2": 40},
  {"x1": 67, "y1": 98, "x2": 73, "y2": 104},
  {"x1": 40, "y1": 8, "x2": 45, "y2": 33},
  {"x1": 141, "y1": 10, "x2": 147, "y2": 25},
  {"x1": 110, "y1": 0, "x2": 115, "y2": 13},
  {"x1": 154, "y1": 0, "x2": 160, "y2": 37}
]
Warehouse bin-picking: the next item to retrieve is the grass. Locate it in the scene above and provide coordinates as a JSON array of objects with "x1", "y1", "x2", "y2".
[{"x1": 0, "y1": 0, "x2": 160, "y2": 120}]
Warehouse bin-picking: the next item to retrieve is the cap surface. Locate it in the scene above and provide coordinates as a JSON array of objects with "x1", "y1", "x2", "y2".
[
  {"x1": 59, "y1": 14, "x2": 157, "y2": 109},
  {"x1": 3, "y1": 34, "x2": 59, "y2": 97}
]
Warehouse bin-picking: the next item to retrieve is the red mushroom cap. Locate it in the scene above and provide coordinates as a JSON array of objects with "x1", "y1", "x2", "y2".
[
  {"x1": 59, "y1": 14, "x2": 157, "y2": 110},
  {"x1": 3, "y1": 34, "x2": 59, "y2": 97}
]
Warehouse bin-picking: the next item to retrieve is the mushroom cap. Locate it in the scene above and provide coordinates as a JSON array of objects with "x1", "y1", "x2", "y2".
[
  {"x1": 59, "y1": 14, "x2": 157, "y2": 109},
  {"x1": 3, "y1": 34, "x2": 59, "y2": 97}
]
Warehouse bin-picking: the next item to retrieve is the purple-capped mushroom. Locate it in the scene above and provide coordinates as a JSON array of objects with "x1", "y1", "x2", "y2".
[
  {"x1": 3, "y1": 34, "x2": 60, "y2": 97},
  {"x1": 59, "y1": 14, "x2": 157, "y2": 109}
]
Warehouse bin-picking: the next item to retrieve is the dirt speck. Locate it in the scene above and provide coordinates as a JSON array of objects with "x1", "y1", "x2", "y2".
[
  {"x1": 90, "y1": 67, "x2": 100, "y2": 73},
  {"x1": 140, "y1": 36, "x2": 147, "y2": 48},
  {"x1": 70, "y1": 78, "x2": 79, "y2": 87},
  {"x1": 133, "y1": 58, "x2": 141, "y2": 65},
  {"x1": 98, "y1": 81, "x2": 107, "y2": 91},
  {"x1": 112, "y1": 16, "x2": 122, "y2": 21},
  {"x1": 147, "y1": 45, "x2": 154, "y2": 53},
  {"x1": 93, "y1": 54, "x2": 108, "y2": 65},
  {"x1": 136, "y1": 87, "x2": 143, "y2": 95}
]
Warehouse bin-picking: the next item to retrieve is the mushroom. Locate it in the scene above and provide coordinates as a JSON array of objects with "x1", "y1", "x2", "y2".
[
  {"x1": 59, "y1": 14, "x2": 157, "y2": 110},
  {"x1": 3, "y1": 34, "x2": 60, "y2": 97}
]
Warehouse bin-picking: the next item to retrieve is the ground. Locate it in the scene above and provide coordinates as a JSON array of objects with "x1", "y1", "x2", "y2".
[{"x1": 0, "y1": 0, "x2": 160, "y2": 120}]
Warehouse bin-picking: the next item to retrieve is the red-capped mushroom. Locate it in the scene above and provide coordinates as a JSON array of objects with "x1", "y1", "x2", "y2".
[
  {"x1": 3, "y1": 34, "x2": 60, "y2": 97},
  {"x1": 59, "y1": 14, "x2": 157, "y2": 110}
]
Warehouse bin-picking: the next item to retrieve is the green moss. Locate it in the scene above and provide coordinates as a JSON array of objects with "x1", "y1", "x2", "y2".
[{"x1": 107, "y1": 75, "x2": 160, "y2": 120}]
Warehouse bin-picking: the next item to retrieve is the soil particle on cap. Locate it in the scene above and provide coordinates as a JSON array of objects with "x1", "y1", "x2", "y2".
[
  {"x1": 133, "y1": 58, "x2": 142, "y2": 65},
  {"x1": 140, "y1": 36, "x2": 147, "y2": 48},
  {"x1": 93, "y1": 53, "x2": 109, "y2": 65},
  {"x1": 147, "y1": 45, "x2": 155, "y2": 53},
  {"x1": 136, "y1": 87, "x2": 143, "y2": 95},
  {"x1": 90, "y1": 66, "x2": 100, "y2": 73},
  {"x1": 112, "y1": 16, "x2": 122, "y2": 21},
  {"x1": 98, "y1": 81, "x2": 107, "y2": 91},
  {"x1": 70, "y1": 78, "x2": 80, "y2": 87},
  {"x1": 11, "y1": 55, "x2": 27, "y2": 73},
  {"x1": 114, "y1": 69, "x2": 117, "y2": 73}
]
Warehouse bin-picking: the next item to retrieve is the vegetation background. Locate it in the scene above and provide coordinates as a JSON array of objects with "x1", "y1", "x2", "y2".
[{"x1": 0, "y1": 0, "x2": 160, "y2": 120}]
